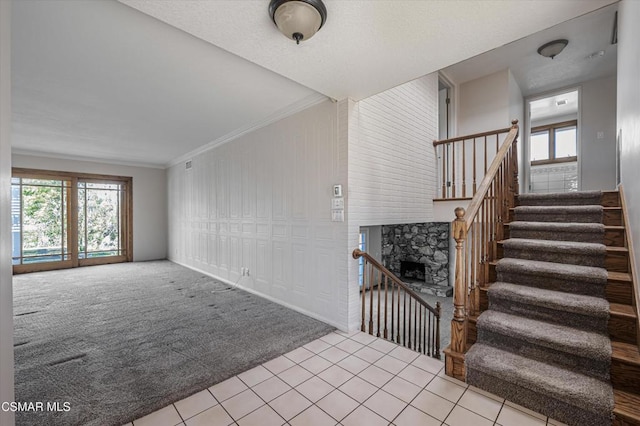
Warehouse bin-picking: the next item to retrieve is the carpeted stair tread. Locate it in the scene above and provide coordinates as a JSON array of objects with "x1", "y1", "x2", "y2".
[
  {"x1": 517, "y1": 191, "x2": 602, "y2": 206},
  {"x1": 496, "y1": 258, "x2": 608, "y2": 284},
  {"x1": 501, "y1": 238, "x2": 606, "y2": 267},
  {"x1": 488, "y1": 282, "x2": 609, "y2": 320},
  {"x1": 477, "y1": 310, "x2": 611, "y2": 363},
  {"x1": 508, "y1": 221, "x2": 604, "y2": 243},
  {"x1": 513, "y1": 205, "x2": 603, "y2": 223},
  {"x1": 496, "y1": 258, "x2": 608, "y2": 297},
  {"x1": 466, "y1": 343, "x2": 614, "y2": 423}
]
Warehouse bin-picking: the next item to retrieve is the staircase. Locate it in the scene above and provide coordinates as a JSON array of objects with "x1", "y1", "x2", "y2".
[{"x1": 462, "y1": 190, "x2": 640, "y2": 426}]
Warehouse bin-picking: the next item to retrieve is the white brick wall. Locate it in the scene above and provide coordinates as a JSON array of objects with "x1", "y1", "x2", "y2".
[{"x1": 348, "y1": 74, "x2": 439, "y2": 226}]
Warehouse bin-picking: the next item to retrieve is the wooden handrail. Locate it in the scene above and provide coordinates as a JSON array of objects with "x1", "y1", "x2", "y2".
[
  {"x1": 353, "y1": 248, "x2": 441, "y2": 358},
  {"x1": 444, "y1": 119, "x2": 519, "y2": 381},
  {"x1": 353, "y1": 249, "x2": 440, "y2": 315},
  {"x1": 432, "y1": 126, "x2": 514, "y2": 147},
  {"x1": 619, "y1": 185, "x2": 640, "y2": 350}
]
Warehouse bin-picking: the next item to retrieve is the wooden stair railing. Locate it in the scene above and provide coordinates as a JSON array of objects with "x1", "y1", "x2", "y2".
[
  {"x1": 433, "y1": 125, "x2": 515, "y2": 200},
  {"x1": 352, "y1": 249, "x2": 442, "y2": 358},
  {"x1": 443, "y1": 119, "x2": 519, "y2": 380}
]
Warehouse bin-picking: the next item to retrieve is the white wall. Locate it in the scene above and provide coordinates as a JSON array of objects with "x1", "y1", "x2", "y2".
[
  {"x1": 617, "y1": 0, "x2": 640, "y2": 295},
  {"x1": 11, "y1": 155, "x2": 167, "y2": 261},
  {"x1": 1, "y1": 0, "x2": 15, "y2": 422},
  {"x1": 508, "y1": 70, "x2": 524, "y2": 132},
  {"x1": 581, "y1": 75, "x2": 617, "y2": 191},
  {"x1": 458, "y1": 70, "x2": 511, "y2": 135},
  {"x1": 167, "y1": 100, "x2": 350, "y2": 329}
]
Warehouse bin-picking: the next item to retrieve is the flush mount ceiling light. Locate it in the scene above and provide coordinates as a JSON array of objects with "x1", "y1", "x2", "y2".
[
  {"x1": 269, "y1": 0, "x2": 327, "y2": 45},
  {"x1": 537, "y1": 39, "x2": 569, "y2": 59}
]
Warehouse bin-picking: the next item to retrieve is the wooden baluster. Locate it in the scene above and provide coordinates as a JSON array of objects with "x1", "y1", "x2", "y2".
[
  {"x1": 390, "y1": 281, "x2": 395, "y2": 342},
  {"x1": 497, "y1": 164, "x2": 503, "y2": 241},
  {"x1": 435, "y1": 301, "x2": 441, "y2": 358},
  {"x1": 452, "y1": 142, "x2": 456, "y2": 198},
  {"x1": 484, "y1": 136, "x2": 488, "y2": 174},
  {"x1": 397, "y1": 286, "x2": 401, "y2": 344},
  {"x1": 427, "y1": 310, "x2": 432, "y2": 356},
  {"x1": 413, "y1": 300, "x2": 417, "y2": 351},
  {"x1": 462, "y1": 139, "x2": 466, "y2": 197},
  {"x1": 441, "y1": 145, "x2": 447, "y2": 199},
  {"x1": 496, "y1": 133, "x2": 500, "y2": 153},
  {"x1": 473, "y1": 137, "x2": 477, "y2": 195},
  {"x1": 369, "y1": 263, "x2": 374, "y2": 334},
  {"x1": 402, "y1": 290, "x2": 407, "y2": 345},
  {"x1": 418, "y1": 306, "x2": 422, "y2": 354},
  {"x1": 407, "y1": 294, "x2": 412, "y2": 349},
  {"x1": 383, "y1": 276, "x2": 388, "y2": 339},
  {"x1": 376, "y1": 271, "x2": 381, "y2": 337},
  {"x1": 361, "y1": 260, "x2": 366, "y2": 332},
  {"x1": 450, "y1": 207, "x2": 468, "y2": 358}
]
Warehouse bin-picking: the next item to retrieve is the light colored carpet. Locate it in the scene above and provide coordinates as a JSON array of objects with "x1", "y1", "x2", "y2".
[{"x1": 13, "y1": 260, "x2": 334, "y2": 426}]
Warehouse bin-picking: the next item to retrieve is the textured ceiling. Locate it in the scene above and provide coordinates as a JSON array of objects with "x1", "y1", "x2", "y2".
[
  {"x1": 120, "y1": 0, "x2": 617, "y2": 101},
  {"x1": 443, "y1": 3, "x2": 618, "y2": 97},
  {"x1": 12, "y1": 0, "x2": 618, "y2": 167},
  {"x1": 11, "y1": 0, "x2": 322, "y2": 167}
]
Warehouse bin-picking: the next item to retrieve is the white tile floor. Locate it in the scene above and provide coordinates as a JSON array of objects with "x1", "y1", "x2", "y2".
[{"x1": 126, "y1": 331, "x2": 567, "y2": 426}]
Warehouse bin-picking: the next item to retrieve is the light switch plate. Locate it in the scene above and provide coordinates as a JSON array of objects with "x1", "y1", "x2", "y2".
[{"x1": 332, "y1": 198, "x2": 344, "y2": 209}]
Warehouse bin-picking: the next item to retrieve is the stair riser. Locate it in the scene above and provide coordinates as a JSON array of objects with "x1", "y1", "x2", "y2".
[
  {"x1": 502, "y1": 246, "x2": 605, "y2": 268},
  {"x1": 477, "y1": 328, "x2": 610, "y2": 381},
  {"x1": 612, "y1": 361, "x2": 640, "y2": 394},
  {"x1": 603, "y1": 192, "x2": 621, "y2": 208},
  {"x1": 607, "y1": 281, "x2": 634, "y2": 305},
  {"x1": 467, "y1": 368, "x2": 612, "y2": 426},
  {"x1": 509, "y1": 229, "x2": 603, "y2": 244},
  {"x1": 607, "y1": 251, "x2": 630, "y2": 273},
  {"x1": 610, "y1": 316, "x2": 639, "y2": 345},
  {"x1": 605, "y1": 209, "x2": 623, "y2": 226},
  {"x1": 489, "y1": 297, "x2": 608, "y2": 334},
  {"x1": 613, "y1": 413, "x2": 640, "y2": 426},
  {"x1": 605, "y1": 229, "x2": 626, "y2": 247}
]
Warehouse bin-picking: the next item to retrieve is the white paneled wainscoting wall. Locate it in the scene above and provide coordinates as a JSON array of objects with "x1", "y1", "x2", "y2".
[
  {"x1": 167, "y1": 100, "x2": 351, "y2": 329},
  {"x1": 168, "y1": 74, "x2": 441, "y2": 332}
]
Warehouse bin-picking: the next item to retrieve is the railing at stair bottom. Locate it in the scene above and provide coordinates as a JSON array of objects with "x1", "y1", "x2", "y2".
[
  {"x1": 444, "y1": 119, "x2": 519, "y2": 381},
  {"x1": 352, "y1": 249, "x2": 441, "y2": 359}
]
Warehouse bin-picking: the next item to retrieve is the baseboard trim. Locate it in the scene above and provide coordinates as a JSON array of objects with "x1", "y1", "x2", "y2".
[{"x1": 169, "y1": 259, "x2": 348, "y2": 332}]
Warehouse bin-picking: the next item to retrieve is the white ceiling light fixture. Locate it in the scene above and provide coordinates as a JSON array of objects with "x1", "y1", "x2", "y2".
[
  {"x1": 537, "y1": 39, "x2": 569, "y2": 59},
  {"x1": 269, "y1": 0, "x2": 327, "y2": 45}
]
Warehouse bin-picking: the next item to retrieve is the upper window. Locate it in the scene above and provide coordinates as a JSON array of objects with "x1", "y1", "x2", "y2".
[{"x1": 530, "y1": 120, "x2": 577, "y2": 164}]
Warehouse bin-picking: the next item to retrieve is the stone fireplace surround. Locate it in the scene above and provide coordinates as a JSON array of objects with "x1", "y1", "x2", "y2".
[{"x1": 381, "y1": 222, "x2": 451, "y2": 296}]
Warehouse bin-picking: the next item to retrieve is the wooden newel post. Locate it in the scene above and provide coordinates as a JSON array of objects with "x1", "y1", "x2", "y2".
[{"x1": 451, "y1": 207, "x2": 468, "y2": 354}]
